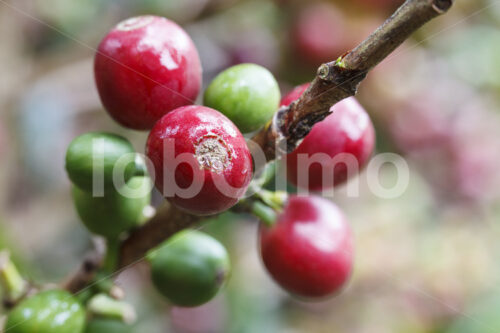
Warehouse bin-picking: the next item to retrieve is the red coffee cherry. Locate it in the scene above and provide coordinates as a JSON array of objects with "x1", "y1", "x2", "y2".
[
  {"x1": 279, "y1": 83, "x2": 309, "y2": 108},
  {"x1": 146, "y1": 105, "x2": 253, "y2": 215},
  {"x1": 259, "y1": 195, "x2": 353, "y2": 298},
  {"x1": 95, "y1": 16, "x2": 202, "y2": 130},
  {"x1": 282, "y1": 84, "x2": 375, "y2": 191}
]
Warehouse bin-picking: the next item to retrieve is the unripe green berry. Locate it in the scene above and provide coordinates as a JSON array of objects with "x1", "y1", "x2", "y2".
[
  {"x1": 148, "y1": 230, "x2": 230, "y2": 307},
  {"x1": 204, "y1": 63, "x2": 280, "y2": 133},
  {"x1": 65, "y1": 132, "x2": 136, "y2": 192},
  {"x1": 85, "y1": 318, "x2": 133, "y2": 333},
  {"x1": 72, "y1": 176, "x2": 151, "y2": 238},
  {"x1": 5, "y1": 289, "x2": 86, "y2": 333}
]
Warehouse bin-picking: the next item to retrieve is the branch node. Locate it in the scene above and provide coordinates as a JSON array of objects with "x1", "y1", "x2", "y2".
[
  {"x1": 317, "y1": 64, "x2": 330, "y2": 80},
  {"x1": 316, "y1": 61, "x2": 366, "y2": 95}
]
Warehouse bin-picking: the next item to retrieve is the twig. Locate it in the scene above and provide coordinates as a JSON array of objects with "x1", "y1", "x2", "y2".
[
  {"x1": 0, "y1": 251, "x2": 29, "y2": 307},
  {"x1": 252, "y1": 0, "x2": 453, "y2": 160}
]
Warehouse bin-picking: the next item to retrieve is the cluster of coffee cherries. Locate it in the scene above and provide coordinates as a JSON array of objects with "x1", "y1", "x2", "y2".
[{"x1": 4, "y1": 15, "x2": 375, "y2": 333}]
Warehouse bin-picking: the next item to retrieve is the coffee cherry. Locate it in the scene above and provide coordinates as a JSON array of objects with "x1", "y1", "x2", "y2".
[
  {"x1": 259, "y1": 195, "x2": 353, "y2": 298},
  {"x1": 65, "y1": 132, "x2": 136, "y2": 193},
  {"x1": 5, "y1": 289, "x2": 86, "y2": 333},
  {"x1": 85, "y1": 318, "x2": 132, "y2": 333},
  {"x1": 146, "y1": 105, "x2": 252, "y2": 215},
  {"x1": 279, "y1": 83, "x2": 309, "y2": 108},
  {"x1": 72, "y1": 176, "x2": 151, "y2": 238},
  {"x1": 95, "y1": 15, "x2": 202, "y2": 130},
  {"x1": 204, "y1": 63, "x2": 280, "y2": 133},
  {"x1": 282, "y1": 85, "x2": 375, "y2": 191},
  {"x1": 148, "y1": 230, "x2": 230, "y2": 307}
]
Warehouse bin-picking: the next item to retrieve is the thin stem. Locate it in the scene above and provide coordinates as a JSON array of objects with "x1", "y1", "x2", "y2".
[
  {"x1": 87, "y1": 293, "x2": 137, "y2": 324},
  {"x1": 251, "y1": 201, "x2": 278, "y2": 227},
  {"x1": 0, "y1": 251, "x2": 28, "y2": 303},
  {"x1": 255, "y1": 190, "x2": 288, "y2": 211},
  {"x1": 90, "y1": 238, "x2": 121, "y2": 296},
  {"x1": 103, "y1": 238, "x2": 120, "y2": 274}
]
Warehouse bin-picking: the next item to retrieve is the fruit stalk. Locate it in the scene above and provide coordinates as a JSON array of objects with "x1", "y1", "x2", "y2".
[
  {"x1": 87, "y1": 294, "x2": 137, "y2": 324},
  {"x1": 0, "y1": 251, "x2": 28, "y2": 305},
  {"x1": 251, "y1": 201, "x2": 277, "y2": 227},
  {"x1": 103, "y1": 239, "x2": 120, "y2": 274}
]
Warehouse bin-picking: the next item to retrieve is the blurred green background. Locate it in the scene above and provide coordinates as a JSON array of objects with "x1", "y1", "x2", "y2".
[{"x1": 1, "y1": 0, "x2": 500, "y2": 332}]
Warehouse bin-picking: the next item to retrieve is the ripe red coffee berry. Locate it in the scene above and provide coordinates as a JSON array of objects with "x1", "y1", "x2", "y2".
[
  {"x1": 146, "y1": 105, "x2": 253, "y2": 215},
  {"x1": 259, "y1": 195, "x2": 353, "y2": 298},
  {"x1": 282, "y1": 84, "x2": 375, "y2": 191},
  {"x1": 95, "y1": 15, "x2": 202, "y2": 130},
  {"x1": 279, "y1": 83, "x2": 309, "y2": 108}
]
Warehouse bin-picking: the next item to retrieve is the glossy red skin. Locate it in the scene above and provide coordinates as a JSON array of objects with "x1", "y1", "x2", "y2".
[
  {"x1": 146, "y1": 106, "x2": 252, "y2": 215},
  {"x1": 95, "y1": 16, "x2": 202, "y2": 130},
  {"x1": 282, "y1": 84, "x2": 375, "y2": 191},
  {"x1": 279, "y1": 83, "x2": 309, "y2": 108},
  {"x1": 292, "y1": 4, "x2": 347, "y2": 66},
  {"x1": 259, "y1": 195, "x2": 353, "y2": 298}
]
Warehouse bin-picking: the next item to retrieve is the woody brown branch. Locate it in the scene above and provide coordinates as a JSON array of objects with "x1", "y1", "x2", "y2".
[
  {"x1": 64, "y1": 0, "x2": 453, "y2": 293},
  {"x1": 252, "y1": 0, "x2": 453, "y2": 160}
]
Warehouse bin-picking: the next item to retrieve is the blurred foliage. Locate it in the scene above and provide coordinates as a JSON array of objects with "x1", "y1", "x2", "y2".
[
  {"x1": 1, "y1": 0, "x2": 500, "y2": 332},
  {"x1": 437, "y1": 25, "x2": 500, "y2": 92}
]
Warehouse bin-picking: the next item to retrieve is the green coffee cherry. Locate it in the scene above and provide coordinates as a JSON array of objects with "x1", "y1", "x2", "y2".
[
  {"x1": 65, "y1": 132, "x2": 136, "y2": 192},
  {"x1": 72, "y1": 176, "x2": 151, "y2": 238},
  {"x1": 148, "y1": 230, "x2": 230, "y2": 307},
  {"x1": 85, "y1": 318, "x2": 133, "y2": 333},
  {"x1": 204, "y1": 63, "x2": 280, "y2": 133},
  {"x1": 5, "y1": 289, "x2": 86, "y2": 333}
]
